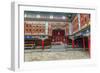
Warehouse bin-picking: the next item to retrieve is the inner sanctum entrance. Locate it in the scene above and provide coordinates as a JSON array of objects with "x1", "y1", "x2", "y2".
[{"x1": 52, "y1": 29, "x2": 65, "y2": 45}]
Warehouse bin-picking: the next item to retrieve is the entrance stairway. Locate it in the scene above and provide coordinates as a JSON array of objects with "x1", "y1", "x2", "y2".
[
  {"x1": 50, "y1": 44, "x2": 83, "y2": 52},
  {"x1": 50, "y1": 44, "x2": 66, "y2": 52}
]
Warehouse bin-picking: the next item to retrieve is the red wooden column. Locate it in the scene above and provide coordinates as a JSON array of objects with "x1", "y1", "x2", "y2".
[
  {"x1": 88, "y1": 36, "x2": 90, "y2": 57},
  {"x1": 72, "y1": 37, "x2": 75, "y2": 48},
  {"x1": 42, "y1": 40, "x2": 44, "y2": 50},
  {"x1": 32, "y1": 41, "x2": 34, "y2": 47},
  {"x1": 82, "y1": 37, "x2": 85, "y2": 49}
]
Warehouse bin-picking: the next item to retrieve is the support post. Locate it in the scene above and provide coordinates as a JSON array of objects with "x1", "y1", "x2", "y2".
[
  {"x1": 72, "y1": 37, "x2": 74, "y2": 48},
  {"x1": 88, "y1": 36, "x2": 90, "y2": 57},
  {"x1": 42, "y1": 40, "x2": 44, "y2": 50},
  {"x1": 83, "y1": 37, "x2": 85, "y2": 49},
  {"x1": 76, "y1": 40, "x2": 78, "y2": 48},
  {"x1": 66, "y1": 36, "x2": 68, "y2": 45},
  {"x1": 77, "y1": 14, "x2": 81, "y2": 30}
]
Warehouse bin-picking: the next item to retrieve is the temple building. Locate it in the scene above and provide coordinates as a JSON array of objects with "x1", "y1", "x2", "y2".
[{"x1": 24, "y1": 11, "x2": 90, "y2": 61}]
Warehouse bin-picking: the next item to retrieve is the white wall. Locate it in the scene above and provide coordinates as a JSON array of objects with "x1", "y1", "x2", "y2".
[{"x1": 0, "y1": 0, "x2": 100, "y2": 73}]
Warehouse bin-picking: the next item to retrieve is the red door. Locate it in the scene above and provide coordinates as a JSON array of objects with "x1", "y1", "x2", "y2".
[{"x1": 52, "y1": 29, "x2": 65, "y2": 44}]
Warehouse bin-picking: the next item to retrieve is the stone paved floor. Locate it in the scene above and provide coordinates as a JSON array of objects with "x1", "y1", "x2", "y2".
[{"x1": 24, "y1": 49, "x2": 89, "y2": 62}]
